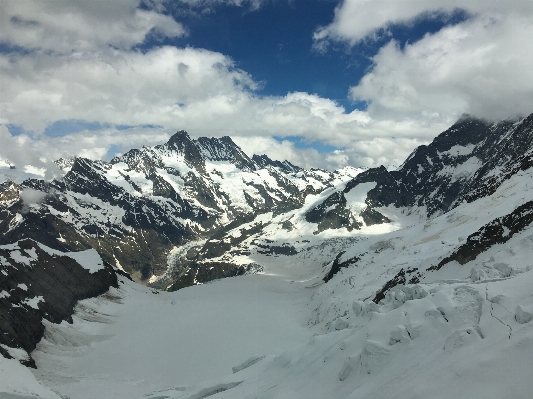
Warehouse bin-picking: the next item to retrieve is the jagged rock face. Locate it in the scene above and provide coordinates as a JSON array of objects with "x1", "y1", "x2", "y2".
[
  {"x1": 0, "y1": 179, "x2": 190, "y2": 282},
  {"x1": 197, "y1": 136, "x2": 257, "y2": 172},
  {"x1": 252, "y1": 154, "x2": 301, "y2": 173},
  {"x1": 306, "y1": 191, "x2": 362, "y2": 233},
  {"x1": 305, "y1": 114, "x2": 533, "y2": 236},
  {"x1": 355, "y1": 114, "x2": 533, "y2": 216},
  {"x1": 432, "y1": 200, "x2": 533, "y2": 270},
  {"x1": 156, "y1": 164, "x2": 364, "y2": 290},
  {"x1": 315, "y1": 113, "x2": 533, "y2": 307},
  {"x1": 0, "y1": 239, "x2": 119, "y2": 367},
  {"x1": 0, "y1": 131, "x2": 350, "y2": 284},
  {"x1": 184, "y1": 113, "x2": 533, "y2": 298}
]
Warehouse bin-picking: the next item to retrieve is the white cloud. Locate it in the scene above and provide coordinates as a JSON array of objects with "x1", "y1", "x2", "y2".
[
  {"x1": 345, "y1": 137, "x2": 425, "y2": 169},
  {"x1": 314, "y1": 1, "x2": 533, "y2": 123},
  {"x1": 2, "y1": 28, "x2": 444, "y2": 170},
  {"x1": 233, "y1": 134, "x2": 425, "y2": 170},
  {"x1": 19, "y1": 188, "x2": 48, "y2": 213},
  {"x1": 0, "y1": 125, "x2": 62, "y2": 180},
  {"x1": 1, "y1": 120, "x2": 425, "y2": 173},
  {"x1": 0, "y1": 125, "x2": 168, "y2": 162},
  {"x1": 233, "y1": 136, "x2": 330, "y2": 169},
  {"x1": 314, "y1": 0, "x2": 533, "y2": 46},
  {"x1": 349, "y1": 13, "x2": 533, "y2": 121},
  {"x1": 0, "y1": 0, "x2": 185, "y2": 53},
  {"x1": 0, "y1": 39, "x2": 446, "y2": 169},
  {"x1": 1, "y1": 46, "x2": 257, "y2": 133},
  {"x1": 4, "y1": 0, "x2": 529, "y2": 174}
]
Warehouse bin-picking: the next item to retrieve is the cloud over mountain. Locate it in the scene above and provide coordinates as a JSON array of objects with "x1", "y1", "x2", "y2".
[{"x1": 0, "y1": 0, "x2": 531, "y2": 172}]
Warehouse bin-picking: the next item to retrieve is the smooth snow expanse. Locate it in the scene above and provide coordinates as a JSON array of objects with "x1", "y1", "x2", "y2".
[
  {"x1": 30, "y1": 275, "x2": 312, "y2": 399},
  {"x1": 0, "y1": 355, "x2": 61, "y2": 399}
]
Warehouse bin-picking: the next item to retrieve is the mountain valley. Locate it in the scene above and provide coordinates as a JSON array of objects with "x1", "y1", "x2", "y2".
[{"x1": 2, "y1": 113, "x2": 533, "y2": 398}]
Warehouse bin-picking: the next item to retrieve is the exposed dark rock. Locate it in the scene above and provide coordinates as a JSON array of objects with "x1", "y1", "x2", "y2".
[
  {"x1": 430, "y1": 200, "x2": 533, "y2": 271},
  {"x1": 198, "y1": 136, "x2": 257, "y2": 172},
  {"x1": 372, "y1": 269, "x2": 407, "y2": 304},
  {"x1": 360, "y1": 208, "x2": 391, "y2": 226},
  {"x1": 306, "y1": 191, "x2": 362, "y2": 233},
  {"x1": 280, "y1": 220, "x2": 294, "y2": 231},
  {"x1": 166, "y1": 261, "x2": 262, "y2": 291},
  {"x1": 257, "y1": 243, "x2": 298, "y2": 256},
  {"x1": 323, "y1": 252, "x2": 361, "y2": 283},
  {"x1": 252, "y1": 154, "x2": 301, "y2": 173},
  {"x1": 0, "y1": 239, "x2": 119, "y2": 366},
  {"x1": 166, "y1": 130, "x2": 207, "y2": 173}
]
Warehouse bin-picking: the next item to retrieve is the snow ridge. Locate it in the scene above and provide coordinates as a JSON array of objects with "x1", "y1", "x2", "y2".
[{"x1": 2, "y1": 113, "x2": 533, "y2": 398}]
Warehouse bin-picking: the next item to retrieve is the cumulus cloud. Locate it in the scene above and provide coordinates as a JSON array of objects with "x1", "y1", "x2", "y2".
[
  {"x1": 314, "y1": 0, "x2": 533, "y2": 46},
  {"x1": 314, "y1": 0, "x2": 533, "y2": 122},
  {"x1": 2, "y1": 31, "x2": 430, "y2": 149},
  {"x1": 1, "y1": 46, "x2": 257, "y2": 133},
  {"x1": 0, "y1": 0, "x2": 186, "y2": 53},
  {"x1": 0, "y1": 124, "x2": 170, "y2": 166},
  {"x1": 2, "y1": 0, "x2": 530, "y2": 174},
  {"x1": 349, "y1": 13, "x2": 533, "y2": 121},
  {"x1": 19, "y1": 188, "x2": 48, "y2": 214},
  {"x1": 233, "y1": 135, "x2": 425, "y2": 170},
  {"x1": 0, "y1": 126, "x2": 63, "y2": 180},
  {"x1": 232, "y1": 136, "x2": 329, "y2": 169}
]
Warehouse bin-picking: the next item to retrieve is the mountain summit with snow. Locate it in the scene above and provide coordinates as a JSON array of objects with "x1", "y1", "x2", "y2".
[{"x1": 2, "y1": 113, "x2": 533, "y2": 398}]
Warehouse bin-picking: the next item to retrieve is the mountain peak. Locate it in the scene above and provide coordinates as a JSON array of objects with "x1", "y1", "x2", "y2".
[
  {"x1": 164, "y1": 130, "x2": 206, "y2": 172},
  {"x1": 167, "y1": 130, "x2": 193, "y2": 147},
  {"x1": 196, "y1": 136, "x2": 257, "y2": 172}
]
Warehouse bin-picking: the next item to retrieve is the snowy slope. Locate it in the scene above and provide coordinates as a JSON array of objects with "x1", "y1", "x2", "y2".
[
  {"x1": 0, "y1": 239, "x2": 119, "y2": 368},
  {"x1": 0, "y1": 131, "x2": 358, "y2": 285},
  {"x1": 23, "y1": 187, "x2": 533, "y2": 398},
  {"x1": 30, "y1": 276, "x2": 311, "y2": 399},
  {"x1": 3, "y1": 113, "x2": 533, "y2": 398}
]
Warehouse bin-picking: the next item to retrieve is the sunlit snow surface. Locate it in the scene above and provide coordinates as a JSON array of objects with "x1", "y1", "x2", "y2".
[
  {"x1": 20, "y1": 167, "x2": 533, "y2": 399},
  {"x1": 30, "y1": 275, "x2": 311, "y2": 399},
  {"x1": 5, "y1": 154, "x2": 533, "y2": 397}
]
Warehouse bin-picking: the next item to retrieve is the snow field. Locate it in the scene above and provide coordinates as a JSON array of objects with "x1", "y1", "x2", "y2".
[
  {"x1": 5, "y1": 128, "x2": 533, "y2": 397},
  {"x1": 31, "y1": 275, "x2": 312, "y2": 399}
]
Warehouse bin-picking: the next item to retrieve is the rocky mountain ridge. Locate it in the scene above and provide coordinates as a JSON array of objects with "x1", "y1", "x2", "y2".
[
  {"x1": 0, "y1": 131, "x2": 361, "y2": 284},
  {"x1": 0, "y1": 132, "x2": 365, "y2": 367},
  {"x1": 182, "y1": 114, "x2": 533, "y2": 290},
  {"x1": 2, "y1": 111, "x2": 533, "y2": 390}
]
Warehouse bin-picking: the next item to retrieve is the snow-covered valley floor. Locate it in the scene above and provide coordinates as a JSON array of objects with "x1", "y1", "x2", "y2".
[
  {"x1": 18, "y1": 241, "x2": 533, "y2": 399},
  {"x1": 28, "y1": 274, "x2": 312, "y2": 399}
]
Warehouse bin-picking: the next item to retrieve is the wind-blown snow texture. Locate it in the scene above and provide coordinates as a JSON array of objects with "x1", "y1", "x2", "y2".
[{"x1": 2, "y1": 113, "x2": 533, "y2": 398}]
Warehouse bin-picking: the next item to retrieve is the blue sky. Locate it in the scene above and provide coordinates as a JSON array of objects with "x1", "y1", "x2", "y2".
[
  {"x1": 152, "y1": 0, "x2": 469, "y2": 108},
  {"x1": 1, "y1": 0, "x2": 532, "y2": 172},
  {"x1": 155, "y1": 0, "x2": 362, "y2": 110}
]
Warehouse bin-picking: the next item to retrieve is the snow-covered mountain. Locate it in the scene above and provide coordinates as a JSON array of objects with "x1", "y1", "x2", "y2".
[
  {"x1": 2, "y1": 113, "x2": 533, "y2": 398},
  {"x1": 0, "y1": 130, "x2": 361, "y2": 371},
  {"x1": 0, "y1": 131, "x2": 361, "y2": 284},
  {"x1": 186, "y1": 114, "x2": 533, "y2": 284}
]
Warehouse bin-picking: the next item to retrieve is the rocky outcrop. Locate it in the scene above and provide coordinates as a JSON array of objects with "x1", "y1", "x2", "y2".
[
  {"x1": 341, "y1": 114, "x2": 533, "y2": 218},
  {"x1": 0, "y1": 239, "x2": 120, "y2": 366},
  {"x1": 430, "y1": 200, "x2": 533, "y2": 270}
]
